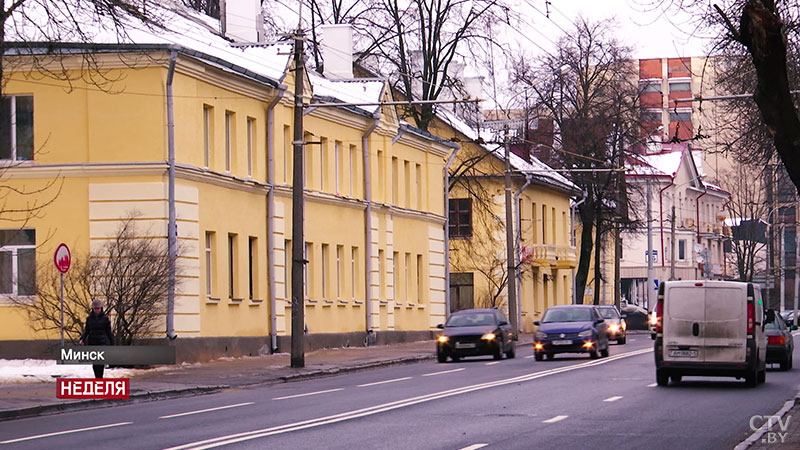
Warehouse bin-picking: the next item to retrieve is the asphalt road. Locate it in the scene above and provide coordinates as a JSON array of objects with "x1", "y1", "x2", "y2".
[{"x1": 1, "y1": 332, "x2": 798, "y2": 450}]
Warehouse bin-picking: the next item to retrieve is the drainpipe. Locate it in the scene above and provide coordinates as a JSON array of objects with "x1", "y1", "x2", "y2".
[
  {"x1": 363, "y1": 113, "x2": 380, "y2": 341},
  {"x1": 267, "y1": 85, "x2": 287, "y2": 353},
  {"x1": 570, "y1": 192, "x2": 586, "y2": 304},
  {"x1": 658, "y1": 176, "x2": 675, "y2": 268},
  {"x1": 514, "y1": 173, "x2": 533, "y2": 331},
  {"x1": 166, "y1": 49, "x2": 178, "y2": 341},
  {"x1": 695, "y1": 187, "x2": 708, "y2": 279},
  {"x1": 444, "y1": 145, "x2": 460, "y2": 319}
]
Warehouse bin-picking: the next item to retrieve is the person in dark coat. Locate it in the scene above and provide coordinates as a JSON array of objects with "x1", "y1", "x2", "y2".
[{"x1": 79, "y1": 299, "x2": 114, "y2": 378}]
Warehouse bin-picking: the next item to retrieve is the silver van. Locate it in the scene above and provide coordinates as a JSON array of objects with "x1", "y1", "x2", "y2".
[{"x1": 653, "y1": 280, "x2": 775, "y2": 387}]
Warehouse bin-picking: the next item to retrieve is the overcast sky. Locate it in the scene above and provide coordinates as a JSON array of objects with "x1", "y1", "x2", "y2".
[{"x1": 517, "y1": 0, "x2": 716, "y2": 59}]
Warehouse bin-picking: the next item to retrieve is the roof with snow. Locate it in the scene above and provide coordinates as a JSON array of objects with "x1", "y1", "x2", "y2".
[
  {"x1": 5, "y1": 1, "x2": 292, "y2": 87},
  {"x1": 435, "y1": 108, "x2": 579, "y2": 193}
]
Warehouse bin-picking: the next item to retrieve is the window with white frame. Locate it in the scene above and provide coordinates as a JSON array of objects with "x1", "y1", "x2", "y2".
[
  {"x1": 351, "y1": 247, "x2": 358, "y2": 300},
  {"x1": 0, "y1": 96, "x2": 33, "y2": 161},
  {"x1": 336, "y1": 245, "x2": 343, "y2": 299},
  {"x1": 0, "y1": 229, "x2": 36, "y2": 296},
  {"x1": 305, "y1": 242, "x2": 312, "y2": 299},
  {"x1": 203, "y1": 105, "x2": 212, "y2": 168},
  {"x1": 205, "y1": 232, "x2": 214, "y2": 297},
  {"x1": 335, "y1": 141, "x2": 341, "y2": 193},
  {"x1": 225, "y1": 111, "x2": 234, "y2": 172},
  {"x1": 321, "y1": 243, "x2": 329, "y2": 299},
  {"x1": 246, "y1": 117, "x2": 255, "y2": 177}
]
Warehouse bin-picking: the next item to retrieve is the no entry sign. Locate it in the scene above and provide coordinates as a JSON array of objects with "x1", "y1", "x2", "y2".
[{"x1": 54, "y1": 243, "x2": 71, "y2": 274}]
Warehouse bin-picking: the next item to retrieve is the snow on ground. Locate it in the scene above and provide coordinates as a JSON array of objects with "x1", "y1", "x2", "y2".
[{"x1": 0, "y1": 360, "x2": 165, "y2": 383}]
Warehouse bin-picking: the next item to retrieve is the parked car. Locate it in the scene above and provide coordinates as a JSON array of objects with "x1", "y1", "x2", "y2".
[
  {"x1": 780, "y1": 310, "x2": 797, "y2": 329},
  {"x1": 766, "y1": 313, "x2": 794, "y2": 371},
  {"x1": 436, "y1": 309, "x2": 515, "y2": 362},
  {"x1": 533, "y1": 305, "x2": 610, "y2": 361},
  {"x1": 653, "y1": 280, "x2": 774, "y2": 387},
  {"x1": 597, "y1": 305, "x2": 627, "y2": 344}
]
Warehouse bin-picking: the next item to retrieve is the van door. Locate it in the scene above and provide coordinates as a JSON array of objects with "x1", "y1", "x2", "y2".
[
  {"x1": 703, "y1": 285, "x2": 747, "y2": 363},
  {"x1": 664, "y1": 285, "x2": 706, "y2": 362}
]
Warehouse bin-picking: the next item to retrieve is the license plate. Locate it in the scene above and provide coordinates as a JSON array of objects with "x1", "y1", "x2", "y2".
[
  {"x1": 455, "y1": 342, "x2": 476, "y2": 349},
  {"x1": 668, "y1": 349, "x2": 698, "y2": 358},
  {"x1": 552, "y1": 340, "x2": 572, "y2": 346}
]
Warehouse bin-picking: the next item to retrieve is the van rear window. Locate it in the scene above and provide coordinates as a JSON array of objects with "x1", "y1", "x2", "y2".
[{"x1": 667, "y1": 287, "x2": 705, "y2": 320}]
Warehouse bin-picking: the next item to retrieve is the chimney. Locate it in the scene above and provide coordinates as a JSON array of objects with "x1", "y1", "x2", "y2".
[
  {"x1": 321, "y1": 24, "x2": 353, "y2": 79},
  {"x1": 220, "y1": 0, "x2": 263, "y2": 43}
]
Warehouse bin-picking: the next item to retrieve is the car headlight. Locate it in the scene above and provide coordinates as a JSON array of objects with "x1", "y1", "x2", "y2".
[
  {"x1": 609, "y1": 324, "x2": 620, "y2": 333},
  {"x1": 535, "y1": 331, "x2": 548, "y2": 340},
  {"x1": 482, "y1": 332, "x2": 496, "y2": 341},
  {"x1": 578, "y1": 329, "x2": 592, "y2": 338},
  {"x1": 621, "y1": 319, "x2": 627, "y2": 330},
  {"x1": 437, "y1": 335, "x2": 449, "y2": 343}
]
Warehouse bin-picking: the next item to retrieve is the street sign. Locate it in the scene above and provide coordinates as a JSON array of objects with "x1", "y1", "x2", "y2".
[
  {"x1": 54, "y1": 243, "x2": 71, "y2": 274},
  {"x1": 645, "y1": 250, "x2": 658, "y2": 262}
]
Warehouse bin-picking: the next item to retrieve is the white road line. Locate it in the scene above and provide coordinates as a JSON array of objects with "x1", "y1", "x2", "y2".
[
  {"x1": 165, "y1": 347, "x2": 654, "y2": 450},
  {"x1": 272, "y1": 388, "x2": 344, "y2": 400},
  {"x1": 524, "y1": 355, "x2": 534, "y2": 359},
  {"x1": 485, "y1": 361, "x2": 501, "y2": 366},
  {"x1": 422, "y1": 368, "x2": 465, "y2": 377},
  {"x1": 647, "y1": 383, "x2": 658, "y2": 387},
  {"x1": 0, "y1": 422, "x2": 132, "y2": 444},
  {"x1": 603, "y1": 396, "x2": 623, "y2": 402},
  {"x1": 542, "y1": 415, "x2": 568, "y2": 423},
  {"x1": 458, "y1": 444, "x2": 488, "y2": 450},
  {"x1": 357, "y1": 377, "x2": 412, "y2": 388},
  {"x1": 160, "y1": 402, "x2": 254, "y2": 419}
]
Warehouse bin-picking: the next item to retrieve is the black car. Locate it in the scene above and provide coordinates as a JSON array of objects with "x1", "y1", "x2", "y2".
[
  {"x1": 597, "y1": 305, "x2": 627, "y2": 344},
  {"x1": 766, "y1": 313, "x2": 794, "y2": 371},
  {"x1": 533, "y1": 305, "x2": 610, "y2": 360},
  {"x1": 436, "y1": 309, "x2": 515, "y2": 362}
]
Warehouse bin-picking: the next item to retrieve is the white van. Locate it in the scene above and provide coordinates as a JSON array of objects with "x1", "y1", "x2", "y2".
[{"x1": 653, "y1": 280, "x2": 775, "y2": 387}]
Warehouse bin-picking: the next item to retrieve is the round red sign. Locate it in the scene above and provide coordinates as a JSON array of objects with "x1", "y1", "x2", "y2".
[{"x1": 54, "y1": 243, "x2": 71, "y2": 274}]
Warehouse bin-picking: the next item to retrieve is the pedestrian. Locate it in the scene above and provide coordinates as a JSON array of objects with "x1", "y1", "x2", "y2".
[{"x1": 79, "y1": 299, "x2": 114, "y2": 378}]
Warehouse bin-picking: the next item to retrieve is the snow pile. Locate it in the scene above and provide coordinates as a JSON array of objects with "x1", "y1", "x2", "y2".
[{"x1": 0, "y1": 359, "x2": 162, "y2": 383}]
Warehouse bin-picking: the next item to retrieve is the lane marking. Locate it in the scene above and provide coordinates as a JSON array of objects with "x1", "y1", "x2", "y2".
[
  {"x1": 160, "y1": 402, "x2": 254, "y2": 419},
  {"x1": 422, "y1": 368, "x2": 465, "y2": 377},
  {"x1": 1, "y1": 422, "x2": 132, "y2": 444},
  {"x1": 485, "y1": 361, "x2": 501, "y2": 366},
  {"x1": 603, "y1": 396, "x2": 623, "y2": 402},
  {"x1": 166, "y1": 347, "x2": 654, "y2": 450},
  {"x1": 272, "y1": 388, "x2": 344, "y2": 400},
  {"x1": 542, "y1": 415, "x2": 568, "y2": 423},
  {"x1": 459, "y1": 444, "x2": 488, "y2": 450},
  {"x1": 647, "y1": 383, "x2": 658, "y2": 387},
  {"x1": 524, "y1": 355, "x2": 534, "y2": 359},
  {"x1": 357, "y1": 377, "x2": 412, "y2": 388}
]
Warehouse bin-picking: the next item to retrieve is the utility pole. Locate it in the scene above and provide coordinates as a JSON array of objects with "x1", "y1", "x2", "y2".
[
  {"x1": 670, "y1": 204, "x2": 676, "y2": 280},
  {"x1": 646, "y1": 179, "x2": 654, "y2": 310},
  {"x1": 794, "y1": 192, "x2": 799, "y2": 327},
  {"x1": 290, "y1": 20, "x2": 306, "y2": 368},
  {"x1": 504, "y1": 124, "x2": 518, "y2": 340}
]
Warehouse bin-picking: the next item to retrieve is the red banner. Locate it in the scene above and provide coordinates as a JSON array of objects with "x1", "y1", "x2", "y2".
[{"x1": 56, "y1": 378, "x2": 130, "y2": 399}]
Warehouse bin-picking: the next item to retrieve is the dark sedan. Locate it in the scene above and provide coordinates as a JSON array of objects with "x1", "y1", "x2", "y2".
[
  {"x1": 533, "y1": 305, "x2": 609, "y2": 361},
  {"x1": 597, "y1": 305, "x2": 627, "y2": 344},
  {"x1": 766, "y1": 313, "x2": 794, "y2": 371},
  {"x1": 436, "y1": 309, "x2": 515, "y2": 362}
]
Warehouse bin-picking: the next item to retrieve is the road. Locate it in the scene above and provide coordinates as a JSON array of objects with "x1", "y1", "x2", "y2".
[{"x1": 1, "y1": 332, "x2": 798, "y2": 450}]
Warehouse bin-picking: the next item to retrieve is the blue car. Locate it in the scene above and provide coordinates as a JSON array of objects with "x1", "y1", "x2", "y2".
[{"x1": 533, "y1": 305, "x2": 610, "y2": 361}]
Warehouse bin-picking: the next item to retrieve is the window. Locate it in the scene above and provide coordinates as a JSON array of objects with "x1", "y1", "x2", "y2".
[
  {"x1": 228, "y1": 234, "x2": 238, "y2": 299},
  {"x1": 640, "y1": 109, "x2": 662, "y2": 123},
  {"x1": 320, "y1": 138, "x2": 328, "y2": 191},
  {"x1": 203, "y1": 105, "x2": 212, "y2": 168},
  {"x1": 248, "y1": 237, "x2": 257, "y2": 300},
  {"x1": 225, "y1": 111, "x2": 235, "y2": 172},
  {"x1": 542, "y1": 205, "x2": 548, "y2": 244},
  {"x1": 335, "y1": 141, "x2": 342, "y2": 193},
  {"x1": 0, "y1": 229, "x2": 35, "y2": 296},
  {"x1": 304, "y1": 132, "x2": 313, "y2": 189},
  {"x1": 532, "y1": 202, "x2": 538, "y2": 244},
  {"x1": 404, "y1": 160, "x2": 411, "y2": 207},
  {"x1": 449, "y1": 273, "x2": 474, "y2": 312},
  {"x1": 449, "y1": 198, "x2": 472, "y2": 238},
  {"x1": 417, "y1": 254, "x2": 423, "y2": 303},
  {"x1": 351, "y1": 247, "x2": 358, "y2": 300},
  {"x1": 405, "y1": 253, "x2": 410, "y2": 301},
  {"x1": 336, "y1": 245, "x2": 344, "y2": 299},
  {"x1": 552, "y1": 207, "x2": 557, "y2": 244},
  {"x1": 305, "y1": 242, "x2": 312, "y2": 299},
  {"x1": 392, "y1": 157, "x2": 399, "y2": 204},
  {"x1": 392, "y1": 251, "x2": 399, "y2": 302},
  {"x1": 205, "y1": 232, "x2": 215, "y2": 297},
  {"x1": 669, "y1": 81, "x2": 691, "y2": 92},
  {"x1": 321, "y1": 243, "x2": 329, "y2": 299},
  {"x1": 284, "y1": 240, "x2": 292, "y2": 300},
  {"x1": 415, "y1": 164, "x2": 422, "y2": 210},
  {"x1": 678, "y1": 239, "x2": 686, "y2": 261},
  {"x1": 350, "y1": 144, "x2": 359, "y2": 197},
  {"x1": 378, "y1": 249, "x2": 385, "y2": 300},
  {"x1": 283, "y1": 125, "x2": 292, "y2": 184},
  {"x1": 669, "y1": 110, "x2": 692, "y2": 122},
  {"x1": 0, "y1": 96, "x2": 33, "y2": 161},
  {"x1": 246, "y1": 117, "x2": 255, "y2": 177},
  {"x1": 640, "y1": 80, "x2": 662, "y2": 93},
  {"x1": 377, "y1": 150, "x2": 385, "y2": 201}
]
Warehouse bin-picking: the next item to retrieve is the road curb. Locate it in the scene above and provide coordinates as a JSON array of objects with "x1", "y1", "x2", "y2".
[
  {"x1": 0, "y1": 386, "x2": 225, "y2": 422},
  {"x1": 734, "y1": 389, "x2": 800, "y2": 450}
]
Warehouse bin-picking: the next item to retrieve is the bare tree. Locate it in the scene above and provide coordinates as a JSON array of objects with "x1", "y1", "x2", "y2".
[
  {"x1": 512, "y1": 18, "x2": 643, "y2": 304},
  {"x1": 722, "y1": 162, "x2": 769, "y2": 281},
  {"x1": 13, "y1": 213, "x2": 182, "y2": 345}
]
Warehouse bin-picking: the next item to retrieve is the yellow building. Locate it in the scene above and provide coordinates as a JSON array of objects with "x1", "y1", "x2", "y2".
[
  {"x1": 428, "y1": 111, "x2": 580, "y2": 333},
  {"x1": 0, "y1": 4, "x2": 454, "y2": 360}
]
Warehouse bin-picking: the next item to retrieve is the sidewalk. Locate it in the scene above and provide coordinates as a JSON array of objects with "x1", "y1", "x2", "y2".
[
  {"x1": 738, "y1": 392, "x2": 800, "y2": 450},
  {"x1": 0, "y1": 335, "x2": 533, "y2": 421}
]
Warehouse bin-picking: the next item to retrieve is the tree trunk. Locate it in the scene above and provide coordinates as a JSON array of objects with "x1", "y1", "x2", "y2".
[
  {"x1": 593, "y1": 215, "x2": 603, "y2": 305},
  {"x1": 575, "y1": 211, "x2": 595, "y2": 304}
]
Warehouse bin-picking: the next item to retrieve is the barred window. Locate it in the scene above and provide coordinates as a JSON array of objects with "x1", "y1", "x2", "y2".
[{"x1": 449, "y1": 198, "x2": 472, "y2": 238}]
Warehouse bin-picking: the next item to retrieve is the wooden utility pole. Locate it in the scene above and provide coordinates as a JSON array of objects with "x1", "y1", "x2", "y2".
[{"x1": 290, "y1": 23, "x2": 306, "y2": 368}]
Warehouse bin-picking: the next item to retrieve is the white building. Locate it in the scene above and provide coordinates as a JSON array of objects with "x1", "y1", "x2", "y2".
[{"x1": 621, "y1": 143, "x2": 731, "y2": 307}]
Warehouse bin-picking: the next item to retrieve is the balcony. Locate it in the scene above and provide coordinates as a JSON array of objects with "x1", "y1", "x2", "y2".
[{"x1": 522, "y1": 244, "x2": 577, "y2": 269}]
